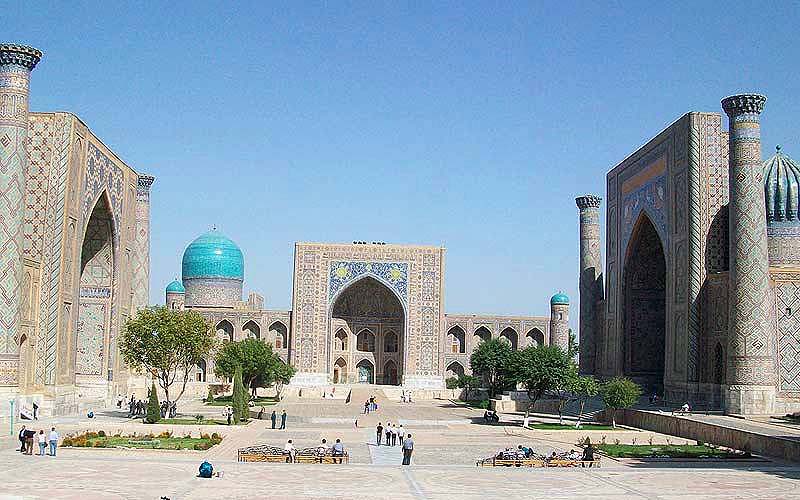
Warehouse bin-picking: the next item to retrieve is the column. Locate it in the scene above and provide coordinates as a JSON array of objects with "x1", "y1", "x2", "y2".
[
  {"x1": 576, "y1": 194, "x2": 602, "y2": 374},
  {"x1": 0, "y1": 44, "x2": 41, "y2": 383},
  {"x1": 549, "y1": 296, "x2": 570, "y2": 350},
  {"x1": 131, "y1": 174, "x2": 154, "y2": 312},
  {"x1": 721, "y1": 93, "x2": 776, "y2": 415}
]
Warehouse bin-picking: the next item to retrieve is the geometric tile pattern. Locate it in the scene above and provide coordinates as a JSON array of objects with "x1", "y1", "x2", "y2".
[
  {"x1": 575, "y1": 194, "x2": 602, "y2": 375},
  {"x1": 328, "y1": 261, "x2": 408, "y2": 304},
  {"x1": 776, "y1": 281, "x2": 800, "y2": 392},
  {"x1": 75, "y1": 302, "x2": 105, "y2": 376},
  {"x1": 721, "y1": 95, "x2": 776, "y2": 387}
]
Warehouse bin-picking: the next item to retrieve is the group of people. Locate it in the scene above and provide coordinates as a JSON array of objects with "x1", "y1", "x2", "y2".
[
  {"x1": 160, "y1": 401, "x2": 177, "y2": 419},
  {"x1": 483, "y1": 410, "x2": 500, "y2": 423},
  {"x1": 400, "y1": 390, "x2": 413, "y2": 403},
  {"x1": 18, "y1": 426, "x2": 58, "y2": 457},
  {"x1": 127, "y1": 395, "x2": 147, "y2": 418},
  {"x1": 282, "y1": 438, "x2": 347, "y2": 463},
  {"x1": 254, "y1": 408, "x2": 288, "y2": 429},
  {"x1": 363, "y1": 396, "x2": 379, "y2": 414},
  {"x1": 494, "y1": 444, "x2": 595, "y2": 466},
  {"x1": 375, "y1": 422, "x2": 405, "y2": 447}
]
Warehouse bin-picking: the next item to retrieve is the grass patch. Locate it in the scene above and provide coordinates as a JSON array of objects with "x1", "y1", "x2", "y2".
[
  {"x1": 62, "y1": 431, "x2": 223, "y2": 450},
  {"x1": 598, "y1": 444, "x2": 744, "y2": 459},
  {"x1": 157, "y1": 418, "x2": 243, "y2": 426},
  {"x1": 529, "y1": 422, "x2": 615, "y2": 430},
  {"x1": 206, "y1": 396, "x2": 278, "y2": 406}
]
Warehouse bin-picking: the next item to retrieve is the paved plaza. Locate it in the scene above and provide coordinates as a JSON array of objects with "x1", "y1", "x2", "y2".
[{"x1": 2, "y1": 396, "x2": 800, "y2": 499}]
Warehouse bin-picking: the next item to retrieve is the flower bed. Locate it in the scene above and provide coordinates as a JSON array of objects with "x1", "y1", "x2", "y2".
[
  {"x1": 597, "y1": 444, "x2": 745, "y2": 459},
  {"x1": 62, "y1": 430, "x2": 223, "y2": 450}
]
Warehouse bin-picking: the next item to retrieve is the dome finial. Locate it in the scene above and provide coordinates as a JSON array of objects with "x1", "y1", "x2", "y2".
[{"x1": 777, "y1": 145, "x2": 782, "y2": 152}]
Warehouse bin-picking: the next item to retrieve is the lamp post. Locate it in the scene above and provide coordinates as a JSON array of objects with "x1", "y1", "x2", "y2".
[{"x1": 9, "y1": 399, "x2": 14, "y2": 436}]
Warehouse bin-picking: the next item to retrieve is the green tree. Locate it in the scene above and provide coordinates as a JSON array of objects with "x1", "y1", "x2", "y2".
[
  {"x1": 445, "y1": 377, "x2": 459, "y2": 389},
  {"x1": 121, "y1": 307, "x2": 216, "y2": 404},
  {"x1": 145, "y1": 382, "x2": 161, "y2": 424},
  {"x1": 567, "y1": 329, "x2": 579, "y2": 360},
  {"x1": 272, "y1": 361, "x2": 296, "y2": 399},
  {"x1": 470, "y1": 338, "x2": 513, "y2": 397},
  {"x1": 601, "y1": 377, "x2": 642, "y2": 428},
  {"x1": 232, "y1": 364, "x2": 246, "y2": 423},
  {"x1": 573, "y1": 375, "x2": 599, "y2": 427},
  {"x1": 456, "y1": 375, "x2": 481, "y2": 391},
  {"x1": 508, "y1": 344, "x2": 576, "y2": 421},
  {"x1": 206, "y1": 385, "x2": 215, "y2": 403},
  {"x1": 214, "y1": 338, "x2": 290, "y2": 395}
]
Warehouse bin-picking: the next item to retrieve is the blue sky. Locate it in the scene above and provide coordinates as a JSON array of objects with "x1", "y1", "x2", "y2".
[{"x1": 7, "y1": 2, "x2": 799, "y2": 328}]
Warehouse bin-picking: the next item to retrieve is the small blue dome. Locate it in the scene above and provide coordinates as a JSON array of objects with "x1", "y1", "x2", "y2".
[
  {"x1": 165, "y1": 280, "x2": 185, "y2": 294},
  {"x1": 550, "y1": 292, "x2": 569, "y2": 306},
  {"x1": 181, "y1": 230, "x2": 244, "y2": 281},
  {"x1": 764, "y1": 146, "x2": 800, "y2": 226}
]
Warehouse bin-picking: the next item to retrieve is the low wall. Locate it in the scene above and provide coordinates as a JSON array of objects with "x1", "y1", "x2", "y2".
[{"x1": 612, "y1": 409, "x2": 800, "y2": 463}]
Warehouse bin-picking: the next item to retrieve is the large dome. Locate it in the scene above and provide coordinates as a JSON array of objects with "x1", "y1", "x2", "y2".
[
  {"x1": 764, "y1": 146, "x2": 800, "y2": 266},
  {"x1": 181, "y1": 229, "x2": 244, "y2": 281}
]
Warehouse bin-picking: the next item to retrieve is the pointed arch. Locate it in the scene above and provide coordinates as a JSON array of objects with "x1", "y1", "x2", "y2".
[
  {"x1": 333, "y1": 357, "x2": 348, "y2": 384},
  {"x1": 356, "y1": 328, "x2": 376, "y2": 352},
  {"x1": 499, "y1": 327, "x2": 518, "y2": 350},
  {"x1": 473, "y1": 326, "x2": 491, "y2": 348},
  {"x1": 196, "y1": 359, "x2": 207, "y2": 382},
  {"x1": 383, "y1": 359, "x2": 399, "y2": 385},
  {"x1": 446, "y1": 360, "x2": 465, "y2": 379},
  {"x1": 334, "y1": 328, "x2": 348, "y2": 351},
  {"x1": 242, "y1": 320, "x2": 261, "y2": 340},
  {"x1": 448, "y1": 325, "x2": 466, "y2": 354},
  {"x1": 216, "y1": 320, "x2": 234, "y2": 343},
  {"x1": 526, "y1": 328, "x2": 545, "y2": 347},
  {"x1": 268, "y1": 321, "x2": 288, "y2": 349},
  {"x1": 356, "y1": 358, "x2": 375, "y2": 384},
  {"x1": 384, "y1": 330, "x2": 398, "y2": 352}
]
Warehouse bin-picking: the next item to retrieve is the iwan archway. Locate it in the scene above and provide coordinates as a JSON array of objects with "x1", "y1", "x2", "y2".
[
  {"x1": 621, "y1": 212, "x2": 666, "y2": 391},
  {"x1": 330, "y1": 275, "x2": 404, "y2": 385}
]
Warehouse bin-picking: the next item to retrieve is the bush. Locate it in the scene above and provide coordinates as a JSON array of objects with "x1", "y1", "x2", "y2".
[
  {"x1": 146, "y1": 382, "x2": 161, "y2": 424},
  {"x1": 457, "y1": 375, "x2": 481, "y2": 390},
  {"x1": 97, "y1": 430, "x2": 106, "y2": 437},
  {"x1": 445, "y1": 377, "x2": 459, "y2": 389},
  {"x1": 158, "y1": 431, "x2": 172, "y2": 438},
  {"x1": 200, "y1": 433, "x2": 211, "y2": 440},
  {"x1": 477, "y1": 399, "x2": 490, "y2": 410},
  {"x1": 206, "y1": 386, "x2": 215, "y2": 402},
  {"x1": 194, "y1": 442, "x2": 212, "y2": 450},
  {"x1": 92, "y1": 440, "x2": 106, "y2": 448},
  {"x1": 62, "y1": 437, "x2": 73, "y2": 447}
]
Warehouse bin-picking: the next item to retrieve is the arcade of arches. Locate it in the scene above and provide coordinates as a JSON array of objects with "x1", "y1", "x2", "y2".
[{"x1": 330, "y1": 276, "x2": 404, "y2": 385}]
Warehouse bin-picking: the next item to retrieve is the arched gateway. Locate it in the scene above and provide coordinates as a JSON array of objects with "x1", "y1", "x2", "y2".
[{"x1": 330, "y1": 276, "x2": 404, "y2": 384}]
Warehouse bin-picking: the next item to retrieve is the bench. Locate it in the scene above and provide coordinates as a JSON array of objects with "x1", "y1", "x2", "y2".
[
  {"x1": 295, "y1": 447, "x2": 349, "y2": 464},
  {"x1": 238, "y1": 445, "x2": 291, "y2": 463},
  {"x1": 546, "y1": 459, "x2": 601, "y2": 468},
  {"x1": 476, "y1": 456, "x2": 601, "y2": 468}
]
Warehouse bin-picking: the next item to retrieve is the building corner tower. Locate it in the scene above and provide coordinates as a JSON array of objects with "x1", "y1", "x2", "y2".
[
  {"x1": 576, "y1": 194, "x2": 602, "y2": 374},
  {"x1": 0, "y1": 44, "x2": 41, "y2": 385},
  {"x1": 132, "y1": 174, "x2": 155, "y2": 312},
  {"x1": 721, "y1": 93, "x2": 776, "y2": 415},
  {"x1": 549, "y1": 292, "x2": 570, "y2": 350}
]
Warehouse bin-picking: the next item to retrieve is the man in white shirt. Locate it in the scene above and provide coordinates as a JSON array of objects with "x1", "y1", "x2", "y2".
[
  {"x1": 48, "y1": 427, "x2": 59, "y2": 456},
  {"x1": 398, "y1": 425, "x2": 405, "y2": 446},
  {"x1": 390, "y1": 424, "x2": 397, "y2": 446},
  {"x1": 284, "y1": 439, "x2": 295, "y2": 462}
]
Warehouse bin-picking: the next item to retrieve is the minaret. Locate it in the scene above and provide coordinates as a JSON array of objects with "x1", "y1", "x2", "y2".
[
  {"x1": 721, "y1": 93, "x2": 776, "y2": 415},
  {"x1": 549, "y1": 292, "x2": 570, "y2": 350},
  {"x1": 576, "y1": 194, "x2": 602, "y2": 374},
  {"x1": 0, "y1": 44, "x2": 41, "y2": 368},
  {"x1": 132, "y1": 174, "x2": 155, "y2": 312}
]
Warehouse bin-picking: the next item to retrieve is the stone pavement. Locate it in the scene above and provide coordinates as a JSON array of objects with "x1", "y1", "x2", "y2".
[{"x1": 2, "y1": 397, "x2": 800, "y2": 499}]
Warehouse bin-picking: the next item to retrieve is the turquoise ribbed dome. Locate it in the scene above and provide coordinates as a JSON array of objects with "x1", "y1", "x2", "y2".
[
  {"x1": 181, "y1": 230, "x2": 244, "y2": 280},
  {"x1": 165, "y1": 279, "x2": 185, "y2": 294},
  {"x1": 550, "y1": 292, "x2": 569, "y2": 305},
  {"x1": 764, "y1": 146, "x2": 800, "y2": 225}
]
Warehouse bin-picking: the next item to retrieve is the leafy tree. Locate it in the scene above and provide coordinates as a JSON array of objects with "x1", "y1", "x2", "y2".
[
  {"x1": 121, "y1": 307, "x2": 216, "y2": 404},
  {"x1": 573, "y1": 375, "x2": 599, "y2": 427},
  {"x1": 601, "y1": 377, "x2": 642, "y2": 428},
  {"x1": 470, "y1": 338, "x2": 513, "y2": 397},
  {"x1": 232, "y1": 365, "x2": 246, "y2": 424},
  {"x1": 508, "y1": 344, "x2": 576, "y2": 420},
  {"x1": 456, "y1": 375, "x2": 481, "y2": 391},
  {"x1": 214, "y1": 338, "x2": 293, "y2": 395},
  {"x1": 146, "y1": 382, "x2": 161, "y2": 424},
  {"x1": 445, "y1": 377, "x2": 459, "y2": 389},
  {"x1": 206, "y1": 385, "x2": 215, "y2": 403},
  {"x1": 567, "y1": 329, "x2": 579, "y2": 360},
  {"x1": 272, "y1": 361, "x2": 296, "y2": 399}
]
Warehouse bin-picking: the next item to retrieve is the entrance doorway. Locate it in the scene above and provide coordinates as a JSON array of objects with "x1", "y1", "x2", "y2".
[{"x1": 356, "y1": 359, "x2": 374, "y2": 384}]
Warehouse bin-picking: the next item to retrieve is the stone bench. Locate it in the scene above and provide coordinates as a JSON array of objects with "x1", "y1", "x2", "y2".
[
  {"x1": 238, "y1": 445, "x2": 348, "y2": 464},
  {"x1": 476, "y1": 457, "x2": 601, "y2": 468}
]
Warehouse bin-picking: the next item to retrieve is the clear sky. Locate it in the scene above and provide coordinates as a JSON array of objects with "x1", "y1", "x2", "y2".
[{"x1": 7, "y1": 2, "x2": 799, "y2": 330}]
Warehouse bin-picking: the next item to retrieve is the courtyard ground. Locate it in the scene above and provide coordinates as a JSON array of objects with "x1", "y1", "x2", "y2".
[{"x1": 2, "y1": 394, "x2": 799, "y2": 499}]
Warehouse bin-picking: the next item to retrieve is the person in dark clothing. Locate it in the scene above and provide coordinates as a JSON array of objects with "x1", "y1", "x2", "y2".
[
  {"x1": 385, "y1": 422, "x2": 391, "y2": 445},
  {"x1": 376, "y1": 423, "x2": 383, "y2": 446},
  {"x1": 32, "y1": 402, "x2": 38, "y2": 420},
  {"x1": 280, "y1": 410, "x2": 287, "y2": 429},
  {"x1": 402, "y1": 434, "x2": 414, "y2": 465},
  {"x1": 257, "y1": 407, "x2": 265, "y2": 420},
  {"x1": 270, "y1": 410, "x2": 277, "y2": 429},
  {"x1": 18, "y1": 425, "x2": 26, "y2": 453}
]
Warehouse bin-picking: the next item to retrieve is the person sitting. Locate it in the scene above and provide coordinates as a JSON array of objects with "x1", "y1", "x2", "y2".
[
  {"x1": 681, "y1": 402, "x2": 691, "y2": 413},
  {"x1": 87, "y1": 411, "x2": 94, "y2": 419},
  {"x1": 316, "y1": 439, "x2": 328, "y2": 463},
  {"x1": 568, "y1": 449, "x2": 581, "y2": 460},
  {"x1": 198, "y1": 460, "x2": 213, "y2": 478},
  {"x1": 581, "y1": 444, "x2": 595, "y2": 467},
  {"x1": 483, "y1": 410, "x2": 490, "y2": 423},
  {"x1": 284, "y1": 439, "x2": 296, "y2": 463},
  {"x1": 332, "y1": 439, "x2": 345, "y2": 463}
]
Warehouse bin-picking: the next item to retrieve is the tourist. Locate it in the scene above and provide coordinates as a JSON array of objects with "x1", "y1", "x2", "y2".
[
  {"x1": 32, "y1": 401, "x2": 39, "y2": 420},
  {"x1": 402, "y1": 434, "x2": 414, "y2": 465},
  {"x1": 270, "y1": 410, "x2": 277, "y2": 429},
  {"x1": 37, "y1": 429, "x2": 47, "y2": 456},
  {"x1": 169, "y1": 402, "x2": 177, "y2": 418},
  {"x1": 116, "y1": 393, "x2": 123, "y2": 408},
  {"x1": 284, "y1": 439, "x2": 296, "y2": 462},
  {"x1": 385, "y1": 422, "x2": 392, "y2": 445},
  {"x1": 581, "y1": 442, "x2": 595, "y2": 467},
  {"x1": 376, "y1": 422, "x2": 383, "y2": 446},
  {"x1": 48, "y1": 427, "x2": 58, "y2": 456},
  {"x1": 681, "y1": 402, "x2": 691, "y2": 413},
  {"x1": 87, "y1": 410, "x2": 94, "y2": 419},
  {"x1": 332, "y1": 438, "x2": 345, "y2": 463},
  {"x1": 18, "y1": 425, "x2": 26, "y2": 453},
  {"x1": 24, "y1": 427, "x2": 35, "y2": 455},
  {"x1": 398, "y1": 425, "x2": 405, "y2": 445},
  {"x1": 257, "y1": 406, "x2": 265, "y2": 420},
  {"x1": 198, "y1": 460, "x2": 213, "y2": 478},
  {"x1": 364, "y1": 401, "x2": 369, "y2": 414},
  {"x1": 390, "y1": 423, "x2": 397, "y2": 446},
  {"x1": 280, "y1": 409, "x2": 287, "y2": 429},
  {"x1": 317, "y1": 439, "x2": 328, "y2": 463},
  {"x1": 568, "y1": 449, "x2": 581, "y2": 460},
  {"x1": 225, "y1": 406, "x2": 232, "y2": 425}
]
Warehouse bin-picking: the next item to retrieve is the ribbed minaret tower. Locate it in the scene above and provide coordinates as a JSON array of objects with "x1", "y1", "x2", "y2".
[
  {"x1": 131, "y1": 174, "x2": 155, "y2": 312},
  {"x1": 0, "y1": 44, "x2": 41, "y2": 375},
  {"x1": 721, "y1": 93, "x2": 776, "y2": 415},
  {"x1": 576, "y1": 194, "x2": 602, "y2": 374},
  {"x1": 549, "y1": 292, "x2": 570, "y2": 350}
]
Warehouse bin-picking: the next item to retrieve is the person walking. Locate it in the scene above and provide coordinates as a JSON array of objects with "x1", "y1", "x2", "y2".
[
  {"x1": 402, "y1": 434, "x2": 414, "y2": 465},
  {"x1": 225, "y1": 406, "x2": 232, "y2": 425},
  {"x1": 18, "y1": 425, "x2": 26, "y2": 453},
  {"x1": 32, "y1": 402, "x2": 39, "y2": 420},
  {"x1": 390, "y1": 424, "x2": 397, "y2": 446},
  {"x1": 385, "y1": 422, "x2": 391, "y2": 446},
  {"x1": 48, "y1": 427, "x2": 59, "y2": 457},
  {"x1": 376, "y1": 423, "x2": 383, "y2": 446},
  {"x1": 398, "y1": 425, "x2": 405, "y2": 446},
  {"x1": 36, "y1": 430, "x2": 47, "y2": 456},
  {"x1": 280, "y1": 409, "x2": 287, "y2": 429},
  {"x1": 24, "y1": 428, "x2": 35, "y2": 455},
  {"x1": 270, "y1": 410, "x2": 277, "y2": 429}
]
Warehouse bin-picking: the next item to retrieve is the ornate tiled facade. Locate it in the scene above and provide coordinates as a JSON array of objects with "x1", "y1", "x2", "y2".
[
  {"x1": 589, "y1": 93, "x2": 800, "y2": 415},
  {"x1": 0, "y1": 44, "x2": 151, "y2": 418},
  {"x1": 168, "y1": 239, "x2": 561, "y2": 390}
]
